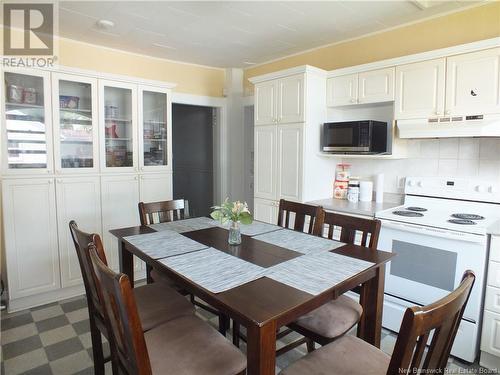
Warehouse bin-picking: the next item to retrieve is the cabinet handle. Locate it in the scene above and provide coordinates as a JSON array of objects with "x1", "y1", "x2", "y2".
[
  {"x1": 350, "y1": 99, "x2": 356, "y2": 103},
  {"x1": 57, "y1": 179, "x2": 62, "y2": 183},
  {"x1": 435, "y1": 111, "x2": 442, "y2": 115},
  {"x1": 445, "y1": 110, "x2": 450, "y2": 115},
  {"x1": 134, "y1": 176, "x2": 138, "y2": 180},
  {"x1": 48, "y1": 180, "x2": 52, "y2": 184}
]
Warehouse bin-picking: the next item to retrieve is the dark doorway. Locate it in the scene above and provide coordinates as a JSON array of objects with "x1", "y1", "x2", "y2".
[{"x1": 172, "y1": 104, "x2": 214, "y2": 217}]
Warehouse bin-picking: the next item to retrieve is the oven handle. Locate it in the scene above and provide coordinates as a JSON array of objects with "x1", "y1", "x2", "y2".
[{"x1": 380, "y1": 220, "x2": 486, "y2": 244}]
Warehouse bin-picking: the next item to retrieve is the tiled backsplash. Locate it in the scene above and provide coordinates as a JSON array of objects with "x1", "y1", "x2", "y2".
[{"x1": 342, "y1": 138, "x2": 500, "y2": 194}]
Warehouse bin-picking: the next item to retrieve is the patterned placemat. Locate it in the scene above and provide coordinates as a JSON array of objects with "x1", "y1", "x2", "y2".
[
  {"x1": 264, "y1": 251, "x2": 374, "y2": 295},
  {"x1": 159, "y1": 247, "x2": 266, "y2": 293},
  {"x1": 124, "y1": 230, "x2": 208, "y2": 259},
  {"x1": 149, "y1": 217, "x2": 217, "y2": 233},
  {"x1": 253, "y1": 229, "x2": 344, "y2": 254}
]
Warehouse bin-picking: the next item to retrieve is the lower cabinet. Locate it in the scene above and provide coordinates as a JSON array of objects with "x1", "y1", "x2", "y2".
[
  {"x1": 254, "y1": 197, "x2": 278, "y2": 224},
  {"x1": 2, "y1": 178, "x2": 60, "y2": 299}
]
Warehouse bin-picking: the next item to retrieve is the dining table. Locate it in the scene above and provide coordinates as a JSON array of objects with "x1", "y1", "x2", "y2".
[{"x1": 110, "y1": 217, "x2": 394, "y2": 375}]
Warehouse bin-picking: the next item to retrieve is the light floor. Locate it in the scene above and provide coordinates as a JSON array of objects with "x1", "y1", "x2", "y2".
[{"x1": 1, "y1": 293, "x2": 484, "y2": 374}]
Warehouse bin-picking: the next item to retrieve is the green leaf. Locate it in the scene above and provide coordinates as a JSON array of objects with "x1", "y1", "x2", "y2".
[{"x1": 239, "y1": 212, "x2": 253, "y2": 225}]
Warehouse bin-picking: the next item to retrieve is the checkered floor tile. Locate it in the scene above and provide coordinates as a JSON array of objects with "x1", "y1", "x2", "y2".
[{"x1": 0, "y1": 292, "x2": 486, "y2": 374}]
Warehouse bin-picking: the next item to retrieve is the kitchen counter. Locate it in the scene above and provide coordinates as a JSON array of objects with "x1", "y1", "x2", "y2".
[
  {"x1": 487, "y1": 220, "x2": 500, "y2": 236},
  {"x1": 308, "y1": 195, "x2": 402, "y2": 217}
]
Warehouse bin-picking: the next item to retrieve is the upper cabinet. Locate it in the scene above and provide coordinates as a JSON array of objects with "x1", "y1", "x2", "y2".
[
  {"x1": 327, "y1": 67, "x2": 395, "y2": 107},
  {"x1": 2, "y1": 69, "x2": 53, "y2": 175},
  {"x1": 52, "y1": 73, "x2": 99, "y2": 174},
  {"x1": 255, "y1": 74, "x2": 304, "y2": 125},
  {"x1": 446, "y1": 48, "x2": 500, "y2": 116},
  {"x1": 394, "y1": 58, "x2": 446, "y2": 119},
  {"x1": 99, "y1": 80, "x2": 138, "y2": 173}
]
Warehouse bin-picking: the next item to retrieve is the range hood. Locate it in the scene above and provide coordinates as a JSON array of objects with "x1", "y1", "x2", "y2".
[{"x1": 397, "y1": 114, "x2": 500, "y2": 138}]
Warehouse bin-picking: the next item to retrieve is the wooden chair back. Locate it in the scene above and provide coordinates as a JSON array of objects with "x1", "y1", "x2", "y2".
[
  {"x1": 277, "y1": 199, "x2": 325, "y2": 235},
  {"x1": 89, "y1": 245, "x2": 152, "y2": 375},
  {"x1": 69, "y1": 221, "x2": 109, "y2": 315},
  {"x1": 138, "y1": 199, "x2": 189, "y2": 225},
  {"x1": 322, "y1": 212, "x2": 381, "y2": 249},
  {"x1": 387, "y1": 271, "x2": 475, "y2": 374}
]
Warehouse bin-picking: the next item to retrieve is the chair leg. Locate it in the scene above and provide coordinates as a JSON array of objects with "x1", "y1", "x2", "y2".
[
  {"x1": 89, "y1": 319, "x2": 105, "y2": 375},
  {"x1": 146, "y1": 264, "x2": 154, "y2": 284},
  {"x1": 190, "y1": 294, "x2": 195, "y2": 304},
  {"x1": 232, "y1": 322, "x2": 240, "y2": 348},
  {"x1": 306, "y1": 338, "x2": 315, "y2": 353},
  {"x1": 219, "y1": 314, "x2": 229, "y2": 336}
]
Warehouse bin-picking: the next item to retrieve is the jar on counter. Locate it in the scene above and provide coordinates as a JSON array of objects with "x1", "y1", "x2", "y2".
[{"x1": 347, "y1": 178, "x2": 360, "y2": 203}]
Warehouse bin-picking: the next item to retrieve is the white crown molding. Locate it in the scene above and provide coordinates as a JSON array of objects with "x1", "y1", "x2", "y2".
[
  {"x1": 172, "y1": 92, "x2": 226, "y2": 108},
  {"x1": 327, "y1": 37, "x2": 500, "y2": 78},
  {"x1": 249, "y1": 65, "x2": 326, "y2": 84}
]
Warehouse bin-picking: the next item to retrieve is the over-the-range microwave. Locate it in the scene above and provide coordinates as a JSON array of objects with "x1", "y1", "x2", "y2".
[{"x1": 322, "y1": 120, "x2": 388, "y2": 154}]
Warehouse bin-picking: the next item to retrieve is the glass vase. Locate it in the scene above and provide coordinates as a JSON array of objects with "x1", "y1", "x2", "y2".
[{"x1": 228, "y1": 220, "x2": 242, "y2": 245}]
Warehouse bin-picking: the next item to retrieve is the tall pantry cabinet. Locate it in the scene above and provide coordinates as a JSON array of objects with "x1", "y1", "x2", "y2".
[
  {"x1": 250, "y1": 66, "x2": 335, "y2": 224},
  {"x1": 1, "y1": 67, "x2": 175, "y2": 311}
]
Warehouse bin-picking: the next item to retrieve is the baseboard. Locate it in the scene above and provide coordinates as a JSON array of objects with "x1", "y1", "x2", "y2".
[{"x1": 7, "y1": 285, "x2": 85, "y2": 313}]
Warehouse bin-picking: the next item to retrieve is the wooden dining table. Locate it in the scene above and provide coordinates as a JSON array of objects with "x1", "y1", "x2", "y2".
[{"x1": 110, "y1": 222, "x2": 394, "y2": 375}]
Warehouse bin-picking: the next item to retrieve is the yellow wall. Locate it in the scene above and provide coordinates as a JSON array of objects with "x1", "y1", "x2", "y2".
[
  {"x1": 244, "y1": 2, "x2": 500, "y2": 94},
  {"x1": 58, "y1": 39, "x2": 226, "y2": 97}
]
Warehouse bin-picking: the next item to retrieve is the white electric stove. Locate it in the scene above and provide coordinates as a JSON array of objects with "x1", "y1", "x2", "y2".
[{"x1": 375, "y1": 176, "x2": 500, "y2": 363}]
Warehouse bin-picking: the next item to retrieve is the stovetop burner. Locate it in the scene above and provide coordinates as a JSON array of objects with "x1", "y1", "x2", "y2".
[
  {"x1": 448, "y1": 219, "x2": 477, "y2": 225},
  {"x1": 393, "y1": 210, "x2": 424, "y2": 217},
  {"x1": 406, "y1": 207, "x2": 428, "y2": 212},
  {"x1": 451, "y1": 213, "x2": 485, "y2": 220}
]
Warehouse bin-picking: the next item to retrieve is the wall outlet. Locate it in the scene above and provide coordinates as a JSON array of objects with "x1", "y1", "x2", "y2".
[{"x1": 396, "y1": 176, "x2": 407, "y2": 190}]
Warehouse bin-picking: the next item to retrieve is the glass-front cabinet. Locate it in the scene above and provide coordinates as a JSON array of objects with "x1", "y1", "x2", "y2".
[
  {"x1": 139, "y1": 86, "x2": 170, "y2": 171},
  {"x1": 2, "y1": 69, "x2": 53, "y2": 174},
  {"x1": 52, "y1": 73, "x2": 98, "y2": 173},
  {"x1": 99, "y1": 80, "x2": 138, "y2": 172}
]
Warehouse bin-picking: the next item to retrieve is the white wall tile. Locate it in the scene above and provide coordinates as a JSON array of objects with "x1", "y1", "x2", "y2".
[
  {"x1": 438, "y1": 139, "x2": 459, "y2": 159},
  {"x1": 456, "y1": 159, "x2": 479, "y2": 177},
  {"x1": 407, "y1": 139, "x2": 420, "y2": 158},
  {"x1": 478, "y1": 160, "x2": 500, "y2": 179},
  {"x1": 438, "y1": 159, "x2": 458, "y2": 176},
  {"x1": 458, "y1": 139, "x2": 479, "y2": 160},
  {"x1": 479, "y1": 139, "x2": 500, "y2": 160},
  {"x1": 419, "y1": 139, "x2": 439, "y2": 159}
]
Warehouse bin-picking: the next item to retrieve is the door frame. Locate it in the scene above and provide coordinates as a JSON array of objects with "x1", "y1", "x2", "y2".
[{"x1": 171, "y1": 92, "x2": 226, "y2": 204}]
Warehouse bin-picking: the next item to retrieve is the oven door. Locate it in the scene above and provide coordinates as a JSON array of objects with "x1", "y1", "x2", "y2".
[
  {"x1": 323, "y1": 122, "x2": 367, "y2": 152},
  {"x1": 378, "y1": 220, "x2": 486, "y2": 322}
]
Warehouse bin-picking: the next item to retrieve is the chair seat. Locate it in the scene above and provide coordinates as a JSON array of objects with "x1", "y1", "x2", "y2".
[
  {"x1": 145, "y1": 315, "x2": 247, "y2": 375},
  {"x1": 293, "y1": 295, "x2": 362, "y2": 340},
  {"x1": 134, "y1": 282, "x2": 194, "y2": 331},
  {"x1": 280, "y1": 335, "x2": 390, "y2": 375}
]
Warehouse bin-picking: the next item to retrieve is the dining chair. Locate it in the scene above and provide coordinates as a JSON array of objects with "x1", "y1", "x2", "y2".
[
  {"x1": 277, "y1": 199, "x2": 325, "y2": 235},
  {"x1": 288, "y1": 213, "x2": 382, "y2": 351},
  {"x1": 280, "y1": 270, "x2": 475, "y2": 375},
  {"x1": 138, "y1": 200, "x2": 231, "y2": 336},
  {"x1": 88, "y1": 245, "x2": 247, "y2": 375},
  {"x1": 69, "y1": 221, "x2": 194, "y2": 375}
]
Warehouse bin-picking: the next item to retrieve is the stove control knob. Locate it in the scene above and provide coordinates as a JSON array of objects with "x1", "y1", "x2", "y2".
[
  {"x1": 489, "y1": 186, "x2": 498, "y2": 193},
  {"x1": 417, "y1": 181, "x2": 424, "y2": 187},
  {"x1": 408, "y1": 179, "x2": 416, "y2": 187},
  {"x1": 476, "y1": 185, "x2": 486, "y2": 193}
]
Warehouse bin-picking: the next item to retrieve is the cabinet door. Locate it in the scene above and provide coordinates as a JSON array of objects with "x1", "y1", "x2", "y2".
[
  {"x1": 326, "y1": 74, "x2": 358, "y2": 106},
  {"x1": 2, "y1": 178, "x2": 60, "y2": 298},
  {"x1": 2, "y1": 69, "x2": 53, "y2": 175},
  {"x1": 253, "y1": 198, "x2": 278, "y2": 224},
  {"x1": 52, "y1": 73, "x2": 99, "y2": 174},
  {"x1": 254, "y1": 125, "x2": 277, "y2": 200},
  {"x1": 139, "y1": 173, "x2": 173, "y2": 202},
  {"x1": 277, "y1": 123, "x2": 303, "y2": 201},
  {"x1": 278, "y1": 74, "x2": 304, "y2": 124},
  {"x1": 55, "y1": 176, "x2": 101, "y2": 287},
  {"x1": 139, "y1": 85, "x2": 171, "y2": 172},
  {"x1": 99, "y1": 80, "x2": 138, "y2": 173},
  {"x1": 358, "y1": 67, "x2": 395, "y2": 104},
  {"x1": 481, "y1": 310, "x2": 500, "y2": 357},
  {"x1": 255, "y1": 81, "x2": 277, "y2": 125},
  {"x1": 446, "y1": 48, "x2": 500, "y2": 115},
  {"x1": 395, "y1": 58, "x2": 446, "y2": 119},
  {"x1": 101, "y1": 175, "x2": 140, "y2": 271}
]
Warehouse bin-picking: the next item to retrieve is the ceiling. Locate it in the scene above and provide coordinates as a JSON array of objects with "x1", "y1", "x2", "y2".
[{"x1": 58, "y1": 1, "x2": 482, "y2": 68}]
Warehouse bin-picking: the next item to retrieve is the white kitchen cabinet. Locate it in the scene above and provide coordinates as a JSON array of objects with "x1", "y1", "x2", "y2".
[
  {"x1": 254, "y1": 125, "x2": 278, "y2": 200},
  {"x1": 277, "y1": 74, "x2": 305, "y2": 124},
  {"x1": 482, "y1": 310, "x2": 500, "y2": 357},
  {"x1": 255, "y1": 81, "x2": 277, "y2": 125},
  {"x1": 358, "y1": 67, "x2": 395, "y2": 104},
  {"x1": 139, "y1": 172, "x2": 173, "y2": 202},
  {"x1": 101, "y1": 174, "x2": 141, "y2": 271},
  {"x1": 2, "y1": 178, "x2": 60, "y2": 299},
  {"x1": 446, "y1": 48, "x2": 500, "y2": 116},
  {"x1": 327, "y1": 73, "x2": 358, "y2": 106},
  {"x1": 52, "y1": 73, "x2": 99, "y2": 174},
  {"x1": 254, "y1": 74, "x2": 304, "y2": 125},
  {"x1": 394, "y1": 58, "x2": 446, "y2": 119},
  {"x1": 277, "y1": 123, "x2": 303, "y2": 201},
  {"x1": 253, "y1": 198, "x2": 278, "y2": 224},
  {"x1": 55, "y1": 176, "x2": 101, "y2": 287}
]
